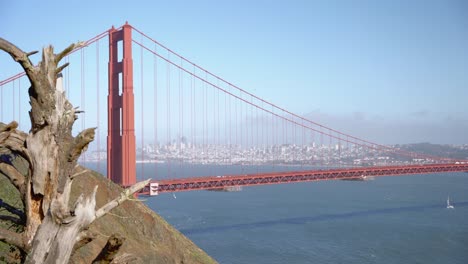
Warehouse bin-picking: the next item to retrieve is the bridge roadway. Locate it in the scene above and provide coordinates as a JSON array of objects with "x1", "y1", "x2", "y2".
[{"x1": 142, "y1": 163, "x2": 468, "y2": 195}]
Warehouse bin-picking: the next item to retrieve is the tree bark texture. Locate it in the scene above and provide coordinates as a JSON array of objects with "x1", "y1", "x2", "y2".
[{"x1": 0, "y1": 38, "x2": 149, "y2": 263}]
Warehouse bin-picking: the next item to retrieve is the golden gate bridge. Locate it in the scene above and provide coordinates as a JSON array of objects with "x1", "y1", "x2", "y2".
[{"x1": 1, "y1": 22, "x2": 467, "y2": 196}]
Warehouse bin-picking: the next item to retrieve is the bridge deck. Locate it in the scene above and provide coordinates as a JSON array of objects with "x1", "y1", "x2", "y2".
[{"x1": 142, "y1": 163, "x2": 468, "y2": 195}]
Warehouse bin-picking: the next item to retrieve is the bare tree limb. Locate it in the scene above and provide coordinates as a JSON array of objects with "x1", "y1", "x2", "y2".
[
  {"x1": 95, "y1": 179, "x2": 150, "y2": 219},
  {"x1": 70, "y1": 170, "x2": 88, "y2": 180},
  {"x1": 56, "y1": 62, "x2": 69, "y2": 75},
  {"x1": 0, "y1": 229, "x2": 26, "y2": 250},
  {"x1": 92, "y1": 234, "x2": 125, "y2": 264},
  {"x1": 50, "y1": 178, "x2": 74, "y2": 223},
  {"x1": 0, "y1": 38, "x2": 37, "y2": 86},
  {"x1": 67, "y1": 128, "x2": 96, "y2": 162},
  {"x1": 0, "y1": 121, "x2": 18, "y2": 133},
  {"x1": 110, "y1": 253, "x2": 139, "y2": 263},
  {"x1": 0, "y1": 163, "x2": 26, "y2": 196},
  {"x1": 55, "y1": 42, "x2": 84, "y2": 64},
  {"x1": 72, "y1": 230, "x2": 96, "y2": 253},
  {"x1": 0, "y1": 122, "x2": 32, "y2": 166},
  {"x1": 26, "y1": 50, "x2": 38, "y2": 57}
]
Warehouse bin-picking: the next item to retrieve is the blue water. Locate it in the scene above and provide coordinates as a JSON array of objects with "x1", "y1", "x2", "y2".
[{"x1": 86, "y1": 162, "x2": 468, "y2": 263}]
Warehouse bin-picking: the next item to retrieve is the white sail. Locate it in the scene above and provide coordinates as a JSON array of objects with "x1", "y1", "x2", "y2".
[{"x1": 447, "y1": 196, "x2": 454, "y2": 209}]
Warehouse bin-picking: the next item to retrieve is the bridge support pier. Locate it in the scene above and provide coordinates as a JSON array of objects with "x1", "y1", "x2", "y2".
[{"x1": 107, "y1": 23, "x2": 136, "y2": 186}]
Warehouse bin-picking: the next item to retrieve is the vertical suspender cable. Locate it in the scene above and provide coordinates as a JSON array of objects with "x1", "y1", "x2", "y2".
[
  {"x1": 312, "y1": 125, "x2": 315, "y2": 166},
  {"x1": 239, "y1": 90, "x2": 243, "y2": 172},
  {"x1": 167, "y1": 52, "x2": 171, "y2": 178},
  {"x1": 329, "y1": 129, "x2": 332, "y2": 168},
  {"x1": 18, "y1": 78, "x2": 21, "y2": 129},
  {"x1": 210, "y1": 73, "x2": 214, "y2": 175},
  {"x1": 245, "y1": 96, "x2": 248, "y2": 165},
  {"x1": 96, "y1": 40, "x2": 100, "y2": 171},
  {"x1": 225, "y1": 85, "x2": 228, "y2": 166},
  {"x1": 192, "y1": 66, "x2": 195, "y2": 168},
  {"x1": 12, "y1": 80, "x2": 15, "y2": 122},
  {"x1": 245, "y1": 94, "x2": 248, "y2": 171},
  {"x1": 191, "y1": 66, "x2": 194, "y2": 171},
  {"x1": 213, "y1": 79, "x2": 216, "y2": 170},
  {"x1": 179, "y1": 58, "x2": 182, "y2": 174},
  {"x1": 282, "y1": 113, "x2": 285, "y2": 149},
  {"x1": 212, "y1": 80, "x2": 215, "y2": 170},
  {"x1": 293, "y1": 115, "x2": 296, "y2": 167},
  {"x1": 154, "y1": 44, "x2": 158, "y2": 176},
  {"x1": 302, "y1": 119, "x2": 305, "y2": 169},
  {"x1": 320, "y1": 129, "x2": 324, "y2": 167},
  {"x1": 81, "y1": 49, "x2": 85, "y2": 161},
  {"x1": 212, "y1": 79, "x2": 216, "y2": 170},
  {"x1": 262, "y1": 100, "x2": 265, "y2": 162},
  {"x1": 202, "y1": 71, "x2": 205, "y2": 164},
  {"x1": 338, "y1": 135, "x2": 341, "y2": 167},
  {"x1": 310, "y1": 125, "x2": 313, "y2": 166},
  {"x1": 273, "y1": 105, "x2": 276, "y2": 171},
  {"x1": 207, "y1": 71, "x2": 210, "y2": 170},
  {"x1": 235, "y1": 89, "x2": 237, "y2": 161},
  {"x1": 347, "y1": 136, "x2": 349, "y2": 166},
  {"x1": 251, "y1": 96, "x2": 254, "y2": 170},
  {"x1": 256, "y1": 99, "x2": 259, "y2": 173},
  {"x1": 217, "y1": 80, "x2": 220, "y2": 165},
  {"x1": 205, "y1": 71, "x2": 209, "y2": 169},
  {"x1": 141, "y1": 36, "x2": 144, "y2": 177},
  {"x1": 178, "y1": 60, "x2": 181, "y2": 162},
  {"x1": 229, "y1": 86, "x2": 231, "y2": 165},
  {"x1": 292, "y1": 115, "x2": 295, "y2": 171},
  {"x1": 203, "y1": 71, "x2": 206, "y2": 164},
  {"x1": 239, "y1": 90, "x2": 242, "y2": 150},
  {"x1": 295, "y1": 116, "x2": 298, "y2": 167},
  {"x1": 219, "y1": 83, "x2": 221, "y2": 165}
]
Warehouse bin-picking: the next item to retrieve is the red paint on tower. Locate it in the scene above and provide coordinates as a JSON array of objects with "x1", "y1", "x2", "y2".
[{"x1": 107, "y1": 23, "x2": 136, "y2": 187}]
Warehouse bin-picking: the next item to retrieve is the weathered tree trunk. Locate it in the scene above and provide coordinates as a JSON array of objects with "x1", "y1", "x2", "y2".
[{"x1": 0, "y1": 38, "x2": 149, "y2": 263}]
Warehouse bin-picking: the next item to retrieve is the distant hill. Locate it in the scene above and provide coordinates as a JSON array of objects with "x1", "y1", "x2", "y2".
[
  {"x1": 0, "y1": 165, "x2": 217, "y2": 264},
  {"x1": 395, "y1": 142, "x2": 468, "y2": 160}
]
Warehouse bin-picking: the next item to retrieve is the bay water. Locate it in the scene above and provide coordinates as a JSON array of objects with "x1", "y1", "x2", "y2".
[{"x1": 86, "y1": 162, "x2": 468, "y2": 263}]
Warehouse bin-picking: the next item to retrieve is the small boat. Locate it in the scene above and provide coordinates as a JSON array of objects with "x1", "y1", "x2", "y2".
[
  {"x1": 446, "y1": 196, "x2": 454, "y2": 209},
  {"x1": 341, "y1": 175, "x2": 375, "y2": 181}
]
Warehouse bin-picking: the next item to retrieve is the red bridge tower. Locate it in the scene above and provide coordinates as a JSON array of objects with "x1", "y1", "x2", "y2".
[{"x1": 107, "y1": 23, "x2": 136, "y2": 186}]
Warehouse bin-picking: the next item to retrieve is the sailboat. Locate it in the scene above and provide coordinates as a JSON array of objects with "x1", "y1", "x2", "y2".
[{"x1": 446, "y1": 196, "x2": 454, "y2": 209}]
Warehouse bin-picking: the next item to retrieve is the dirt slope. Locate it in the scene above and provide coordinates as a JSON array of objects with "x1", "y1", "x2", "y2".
[{"x1": 0, "y1": 164, "x2": 217, "y2": 264}]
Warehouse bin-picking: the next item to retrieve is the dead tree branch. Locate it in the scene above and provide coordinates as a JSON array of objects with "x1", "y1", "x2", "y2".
[
  {"x1": 55, "y1": 42, "x2": 84, "y2": 64},
  {"x1": 95, "y1": 179, "x2": 150, "y2": 219},
  {"x1": 67, "y1": 128, "x2": 96, "y2": 162},
  {"x1": 0, "y1": 229, "x2": 26, "y2": 251},
  {"x1": 92, "y1": 234, "x2": 125, "y2": 264},
  {"x1": 72, "y1": 230, "x2": 97, "y2": 253},
  {"x1": 0, "y1": 164, "x2": 26, "y2": 196},
  {"x1": 0, "y1": 39, "x2": 36, "y2": 87}
]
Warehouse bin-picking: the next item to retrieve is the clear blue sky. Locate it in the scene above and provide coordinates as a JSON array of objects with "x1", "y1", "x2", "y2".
[{"x1": 1, "y1": 0, "x2": 467, "y2": 144}]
